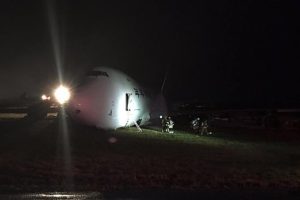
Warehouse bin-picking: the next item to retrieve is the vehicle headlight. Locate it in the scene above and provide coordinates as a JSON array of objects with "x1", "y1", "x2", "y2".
[
  {"x1": 41, "y1": 94, "x2": 48, "y2": 100},
  {"x1": 54, "y1": 85, "x2": 71, "y2": 104},
  {"x1": 41, "y1": 94, "x2": 51, "y2": 101}
]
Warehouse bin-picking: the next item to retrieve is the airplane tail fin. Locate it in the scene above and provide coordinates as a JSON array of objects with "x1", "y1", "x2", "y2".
[
  {"x1": 150, "y1": 67, "x2": 169, "y2": 119},
  {"x1": 150, "y1": 93, "x2": 168, "y2": 119}
]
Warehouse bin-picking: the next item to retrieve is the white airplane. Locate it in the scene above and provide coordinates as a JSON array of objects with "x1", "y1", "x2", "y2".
[{"x1": 56, "y1": 67, "x2": 152, "y2": 130}]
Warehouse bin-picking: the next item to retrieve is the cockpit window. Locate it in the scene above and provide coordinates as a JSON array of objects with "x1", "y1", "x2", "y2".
[{"x1": 86, "y1": 70, "x2": 109, "y2": 77}]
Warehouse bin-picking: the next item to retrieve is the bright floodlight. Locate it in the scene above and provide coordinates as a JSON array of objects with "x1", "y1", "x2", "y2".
[
  {"x1": 41, "y1": 94, "x2": 51, "y2": 101},
  {"x1": 54, "y1": 85, "x2": 71, "y2": 104},
  {"x1": 41, "y1": 94, "x2": 47, "y2": 100}
]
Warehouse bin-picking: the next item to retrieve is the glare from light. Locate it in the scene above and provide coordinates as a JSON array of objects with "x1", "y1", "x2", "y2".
[
  {"x1": 41, "y1": 194, "x2": 75, "y2": 198},
  {"x1": 41, "y1": 94, "x2": 47, "y2": 100},
  {"x1": 54, "y1": 85, "x2": 71, "y2": 104},
  {"x1": 41, "y1": 94, "x2": 51, "y2": 101}
]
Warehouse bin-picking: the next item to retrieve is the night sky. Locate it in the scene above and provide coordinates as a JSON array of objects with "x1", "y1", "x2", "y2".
[{"x1": 0, "y1": 0, "x2": 299, "y2": 107}]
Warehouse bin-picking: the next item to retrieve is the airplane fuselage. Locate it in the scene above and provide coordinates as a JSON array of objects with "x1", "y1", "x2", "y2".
[{"x1": 67, "y1": 67, "x2": 150, "y2": 129}]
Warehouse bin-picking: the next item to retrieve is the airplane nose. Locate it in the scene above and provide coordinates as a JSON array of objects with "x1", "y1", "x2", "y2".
[
  {"x1": 75, "y1": 109, "x2": 81, "y2": 114},
  {"x1": 66, "y1": 80, "x2": 117, "y2": 129},
  {"x1": 68, "y1": 98, "x2": 81, "y2": 117},
  {"x1": 67, "y1": 92, "x2": 99, "y2": 126}
]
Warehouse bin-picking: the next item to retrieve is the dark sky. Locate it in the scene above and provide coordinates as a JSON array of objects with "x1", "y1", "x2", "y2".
[{"x1": 0, "y1": 0, "x2": 299, "y2": 107}]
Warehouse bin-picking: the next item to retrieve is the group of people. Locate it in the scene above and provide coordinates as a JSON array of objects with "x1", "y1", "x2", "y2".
[
  {"x1": 161, "y1": 116, "x2": 175, "y2": 133},
  {"x1": 191, "y1": 117, "x2": 212, "y2": 135},
  {"x1": 160, "y1": 115, "x2": 212, "y2": 135}
]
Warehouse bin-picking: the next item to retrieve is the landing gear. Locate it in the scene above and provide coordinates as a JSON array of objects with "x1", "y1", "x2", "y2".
[{"x1": 133, "y1": 120, "x2": 142, "y2": 132}]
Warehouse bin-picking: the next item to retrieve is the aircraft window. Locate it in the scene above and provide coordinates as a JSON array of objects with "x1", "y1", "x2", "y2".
[
  {"x1": 86, "y1": 71, "x2": 109, "y2": 77},
  {"x1": 140, "y1": 89, "x2": 145, "y2": 96},
  {"x1": 134, "y1": 88, "x2": 140, "y2": 96},
  {"x1": 133, "y1": 88, "x2": 145, "y2": 97}
]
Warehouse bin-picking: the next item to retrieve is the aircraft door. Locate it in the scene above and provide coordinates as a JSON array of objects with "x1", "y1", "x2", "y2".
[{"x1": 126, "y1": 93, "x2": 133, "y2": 111}]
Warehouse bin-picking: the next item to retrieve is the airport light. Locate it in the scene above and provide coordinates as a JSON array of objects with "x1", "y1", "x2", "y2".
[
  {"x1": 54, "y1": 85, "x2": 71, "y2": 105},
  {"x1": 41, "y1": 94, "x2": 47, "y2": 100},
  {"x1": 41, "y1": 94, "x2": 51, "y2": 101}
]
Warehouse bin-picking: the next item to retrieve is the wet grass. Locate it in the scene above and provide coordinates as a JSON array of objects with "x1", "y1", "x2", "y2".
[{"x1": 0, "y1": 118, "x2": 300, "y2": 193}]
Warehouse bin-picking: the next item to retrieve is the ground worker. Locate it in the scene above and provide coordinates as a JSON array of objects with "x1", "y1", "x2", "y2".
[
  {"x1": 191, "y1": 117, "x2": 201, "y2": 134},
  {"x1": 167, "y1": 116, "x2": 174, "y2": 133},
  {"x1": 201, "y1": 120, "x2": 208, "y2": 135},
  {"x1": 161, "y1": 116, "x2": 168, "y2": 133},
  {"x1": 201, "y1": 120, "x2": 213, "y2": 135}
]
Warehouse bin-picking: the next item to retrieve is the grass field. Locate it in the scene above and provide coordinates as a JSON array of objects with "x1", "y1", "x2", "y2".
[{"x1": 0, "y1": 117, "x2": 300, "y2": 194}]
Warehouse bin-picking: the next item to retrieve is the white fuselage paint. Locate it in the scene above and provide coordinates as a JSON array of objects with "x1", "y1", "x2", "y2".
[{"x1": 67, "y1": 67, "x2": 150, "y2": 129}]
